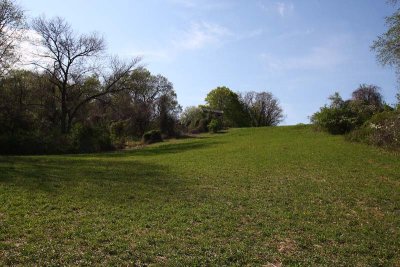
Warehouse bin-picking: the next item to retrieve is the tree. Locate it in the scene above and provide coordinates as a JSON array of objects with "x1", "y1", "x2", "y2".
[
  {"x1": 205, "y1": 86, "x2": 249, "y2": 127},
  {"x1": 351, "y1": 84, "x2": 383, "y2": 109},
  {"x1": 129, "y1": 69, "x2": 181, "y2": 136},
  {"x1": 240, "y1": 91, "x2": 284, "y2": 126},
  {"x1": 372, "y1": 1, "x2": 400, "y2": 98},
  {"x1": 328, "y1": 92, "x2": 344, "y2": 108},
  {"x1": 205, "y1": 86, "x2": 234, "y2": 111},
  {"x1": 101, "y1": 68, "x2": 181, "y2": 137},
  {"x1": 0, "y1": 0, "x2": 25, "y2": 77},
  {"x1": 0, "y1": 69, "x2": 63, "y2": 154},
  {"x1": 31, "y1": 16, "x2": 140, "y2": 133},
  {"x1": 180, "y1": 106, "x2": 203, "y2": 128},
  {"x1": 397, "y1": 91, "x2": 400, "y2": 108},
  {"x1": 372, "y1": 2, "x2": 400, "y2": 70}
]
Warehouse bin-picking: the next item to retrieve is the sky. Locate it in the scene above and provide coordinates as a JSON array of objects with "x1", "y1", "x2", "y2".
[{"x1": 18, "y1": 0, "x2": 398, "y2": 125}]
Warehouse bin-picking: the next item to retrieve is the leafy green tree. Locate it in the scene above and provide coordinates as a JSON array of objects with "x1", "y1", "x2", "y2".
[
  {"x1": 328, "y1": 92, "x2": 344, "y2": 108},
  {"x1": 205, "y1": 86, "x2": 249, "y2": 127},
  {"x1": 180, "y1": 106, "x2": 203, "y2": 129},
  {"x1": 311, "y1": 92, "x2": 358, "y2": 134},
  {"x1": 101, "y1": 68, "x2": 181, "y2": 137},
  {"x1": 207, "y1": 119, "x2": 223, "y2": 133}
]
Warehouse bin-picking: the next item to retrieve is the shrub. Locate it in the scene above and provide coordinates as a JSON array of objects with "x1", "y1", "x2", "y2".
[
  {"x1": 110, "y1": 120, "x2": 128, "y2": 149},
  {"x1": 311, "y1": 90, "x2": 385, "y2": 135},
  {"x1": 0, "y1": 131, "x2": 45, "y2": 155},
  {"x1": 311, "y1": 105, "x2": 358, "y2": 134},
  {"x1": 365, "y1": 111, "x2": 399, "y2": 148},
  {"x1": 180, "y1": 106, "x2": 204, "y2": 132},
  {"x1": 142, "y1": 130, "x2": 163, "y2": 144},
  {"x1": 208, "y1": 119, "x2": 223, "y2": 133},
  {"x1": 69, "y1": 123, "x2": 113, "y2": 153},
  {"x1": 347, "y1": 110, "x2": 400, "y2": 149},
  {"x1": 160, "y1": 116, "x2": 178, "y2": 137},
  {"x1": 196, "y1": 118, "x2": 210, "y2": 133}
]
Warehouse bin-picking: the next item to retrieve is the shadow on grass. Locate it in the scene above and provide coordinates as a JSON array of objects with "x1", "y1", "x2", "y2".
[
  {"x1": 0, "y1": 156, "x2": 186, "y2": 204},
  {"x1": 0, "y1": 137, "x2": 224, "y2": 203},
  {"x1": 86, "y1": 138, "x2": 223, "y2": 158},
  {"x1": 133, "y1": 139, "x2": 221, "y2": 156}
]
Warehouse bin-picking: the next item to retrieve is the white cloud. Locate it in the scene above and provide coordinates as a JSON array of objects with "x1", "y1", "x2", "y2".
[
  {"x1": 126, "y1": 23, "x2": 261, "y2": 63},
  {"x1": 14, "y1": 29, "x2": 48, "y2": 70},
  {"x1": 172, "y1": 21, "x2": 233, "y2": 50},
  {"x1": 258, "y1": 1, "x2": 294, "y2": 17},
  {"x1": 260, "y1": 39, "x2": 349, "y2": 72},
  {"x1": 276, "y1": 2, "x2": 294, "y2": 17}
]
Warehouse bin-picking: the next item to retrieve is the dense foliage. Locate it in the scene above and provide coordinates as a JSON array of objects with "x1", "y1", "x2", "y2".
[
  {"x1": 205, "y1": 86, "x2": 250, "y2": 128},
  {"x1": 0, "y1": 1, "x2": 182, "y2": 154},
  {"x1": 312, "y1": 84, "x2": 400, "y2": 149},
  {"x1": 142, "y1": 130, "x2": 163, "y2": 144},
  {"x1": 0, "y1": 0, "x2": 25, "y2": 77},
  {"x1": 207, "y1": 118, "x2": 223, "y2": 133},
  {"x1": 347, "y1": 110, "x2": 400, "y2": 149},
  {"x1": 0, "y1": 67, "x2": 181, "y2": 154}
]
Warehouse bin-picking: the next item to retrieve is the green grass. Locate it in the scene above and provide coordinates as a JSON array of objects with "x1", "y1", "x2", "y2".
[{"x1": 0, "y1": 125, "x2": 399, "y2": 266}]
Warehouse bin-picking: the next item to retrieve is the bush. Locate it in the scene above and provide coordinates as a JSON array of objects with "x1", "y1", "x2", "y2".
[
  {"x1": 311, "y1": 90, "x2": 385, "y2": 135},
  {"x1": 180, "y1": 106, "x2": 204, "y2": 131},
  {"x1": 0, "y1": 131, "x2": 45, "y2": 155},
  {"x1": 208, "y1": 119, "x2": 223, "y2": 133},
  {"x1": 347, "y1": 110, "x2": 400, "y2": 149},
  {"x1": 311, "y1": 105, "x2": 359, "y2": 134},
  {"x1": 0, "y1": 129, "x2": 78, "y2": 155},
  {"x1": 195, "y1": 118, "x2": 209, "y2": 133},
  {"x1": 160, "y1": 116, "x2": 178, "y2": 137},
  {"x1": 142, "y1": 130, "x2": 163, "y2": 144},
  {"x1": 69, "y1": 123, "x2": 113, "y2": 153},
  {"x1": 110, "y1": 120, "x2": 128, "y2": 149}
]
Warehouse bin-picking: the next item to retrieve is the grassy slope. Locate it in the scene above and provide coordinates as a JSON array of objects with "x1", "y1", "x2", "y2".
[{"x1": 0, "y1": 126, "x2": 399, "y2": 266}]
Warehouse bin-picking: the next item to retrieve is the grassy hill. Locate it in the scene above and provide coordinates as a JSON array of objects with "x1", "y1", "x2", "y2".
[{"x1": 0, "y1": 126, "x2": 399, "y2": 266}]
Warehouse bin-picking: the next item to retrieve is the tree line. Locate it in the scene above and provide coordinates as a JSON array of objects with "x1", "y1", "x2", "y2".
[
  {"x1": 181, "y1": 86, "x2": 283, "y2": 134},
  {"x1": 0, "y1": 0, "x2": 284, "y2": 154},
  {"x1": 0, "y1": 1, "x2": 181, "y2": 153}
]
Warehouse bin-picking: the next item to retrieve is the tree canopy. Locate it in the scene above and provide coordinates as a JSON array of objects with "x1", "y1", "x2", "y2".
[
  {"x1": 205, "y1": 86, "x2": 250, "y2": 127},
  {"x1": 0, "y1": 0, "x2": 25, "y2": 77}
]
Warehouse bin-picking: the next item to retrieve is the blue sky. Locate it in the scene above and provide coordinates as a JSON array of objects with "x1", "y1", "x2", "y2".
[{"x1": 20, "y1": 0, "x2": 398, "y2": 125}]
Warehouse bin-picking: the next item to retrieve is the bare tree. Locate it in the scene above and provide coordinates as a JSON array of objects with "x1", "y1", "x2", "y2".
[
  {"x1": 351, "y1": 84, "x2": 383, "y2": 109},
  {"x1": 0, "y1": 0, "x2": 25, "y2": 77},
  {"x1": 241, "y1": 91, "x2": 284, "y2": 126},
  {"x1": 31, "y1": 16, "x2": 140, "y2": 133}
]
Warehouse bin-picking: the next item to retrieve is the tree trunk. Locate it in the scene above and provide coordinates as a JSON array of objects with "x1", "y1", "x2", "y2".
[
  {"x1": 61, "y1": 90, "x2": 68, "y2": 134},
  {"x1": 67, "y1": 114, "x2": 73, "y2": 133}
]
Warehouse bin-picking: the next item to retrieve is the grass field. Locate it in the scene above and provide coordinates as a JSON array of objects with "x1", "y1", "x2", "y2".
[{"x1": 0, "y1": 125, "x2": 399, "y2": 266}]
